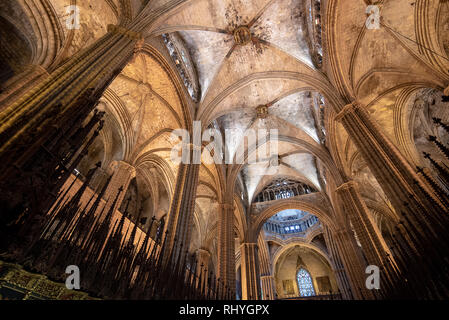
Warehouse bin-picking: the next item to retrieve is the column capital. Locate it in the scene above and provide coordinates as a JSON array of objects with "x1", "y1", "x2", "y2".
[
  {"x1": 110, "y1": 160, "x2": 136, "y2": 177},
  {"x1": 133, "y1": 38, "x2": 146, "y2": 58},
  {"x1": 240, "y1": 242, "x2": 258, "y2": 249},
  {"x1": 107, "y1": 24, "x2": 143, "y2": 40},
  {"x1": 220, "y1": 203, "x2": 234, "y2": 211},
  {"x1": 135, "y1": 38, "x2": 145, "y2": 50},
  {"x1": 335, "y1": 180, "x2": 357, "y2": 193},
  {"x1": 119, "y1": 161, "x2": 136, "y2": 176},
  {"x1": 335, "y1": 101, "x2": 362, "y2": 122}
]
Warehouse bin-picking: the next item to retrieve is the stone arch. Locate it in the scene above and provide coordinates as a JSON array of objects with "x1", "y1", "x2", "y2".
[
  {"x1": 138, "y1": 44, "x2": 195, "y2": 131},
  {"x1": 252, "y1": 174, "x2": 319, "y2": 204},
  {"x1": 251, "y1": 198, "x2": 335, "y2": 243},
  {"x1": 271, "y1": 241, "x2": 337, "y2": 297},
  {"x1": 0, "y1": 15, "x2": 33, "y2": 84},
  {"x1": 134, "y1": 153, "x2": 176, "y2": 199},
  {"x1": 0, "y1": 0, "x2": 65, "y2": 70},
  {"x1": 199, "y1": 71, "x2": 346, "y2": 124},
  {"x1": 227, "y1": 134, "x2": 345, "y2": 203}
]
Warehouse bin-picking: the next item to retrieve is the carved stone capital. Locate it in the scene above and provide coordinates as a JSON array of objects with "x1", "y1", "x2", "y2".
[
  {"x1": 241, "y1": 242, "x2": 258, "y2": 249},
  {"x1": 335, "y1": 102, "x2": 361, "y2": 122},
  {"x1": 107, "y1": 24, "x2": 143, "y2": 41},
  {"x1": 110, "y1": 160, "x2": 136, "y2": 177},
  {"x1": 131, "y1": 38, "x2": 146, "y2": 61},
  {"x1": 335, "y1": 180, "x2": 357, "y2": 193},
  {"x1": 134, "y1": 38, "x2": 145, "y2": 51}
]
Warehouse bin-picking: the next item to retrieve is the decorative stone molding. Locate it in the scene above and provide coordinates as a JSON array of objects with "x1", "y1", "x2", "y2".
[
  {"x1": 256, "y1": 104, "x2": 269, "y2": 119},
  {"x1": 132, "y1": 38, "x2": 146, "y2": 59},
  {"x1": 260, "y1": 275, "x2": 276, "y2": 300},
  {"x1": 335, "y1": 180, "x2": 357, "y2": 193},
  {"x1": 334, "y1": 102, "x2": 360, "y2": 122},
  {"x1": 233, "y1": 26, "x2": 252, "y2": 45},
  {"x1": 0, "y1": 64, "x2": 50, "y2": 108},
  {"x1": 240, "y1": 242, "x2": 260, "y2": 300},
  {"x1": 110, "y1": 160, "x2": 136, "y2": 178},
  {"x1": 107, "y1": 24, "x2": 143, "y2": 41},
  {"x1": 162, "y1": 33, "x2": 200, "y2": 102}
]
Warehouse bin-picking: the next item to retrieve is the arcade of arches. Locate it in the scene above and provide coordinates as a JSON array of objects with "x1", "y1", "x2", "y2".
[{"x1": 0, "y1": 0, "x2": 449, "y2": 300}]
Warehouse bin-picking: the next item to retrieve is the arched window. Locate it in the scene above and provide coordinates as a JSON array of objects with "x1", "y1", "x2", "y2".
[
  {"x1": 297, "y1": 268, "x2": 315, "y2": 297},
  {"x1": 254, "y1": 179, "x2": 317, "y2": 203}
]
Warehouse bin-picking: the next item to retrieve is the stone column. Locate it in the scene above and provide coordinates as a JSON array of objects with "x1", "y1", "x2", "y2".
[
  {"x1": 217, "y1": 202, "x2": 236, "y2": 297},
  {"x1": 323, "y1": 226, "x2": 353, "y2": 299},
  {"x1": 0, "y1": 24, "x2": 144, "y2": 177},
  {"x1": 336, "y1": 181, "x2": 392, "y2": 269},
  {"x1": 336, "y1": 102, "x2": 445, "y2": 226},
  {"x1": 164, "y1": 161, "x2": 200, "y2": 261},
  {"x1": 240, "y1": 242, "x2": 261, "y2": 300},
  {"x1": 332, "y1": 229, "x2": 374, "y2": 299},
  {"x1": 260, "y1": 275, "x2": 276, "y2": 300},
  {"x1": 0, "y1": 0, "x2": 188, "y2": 159},
  {"x1": 0, "y1": 65, "x2": 49, "y2": 108}
]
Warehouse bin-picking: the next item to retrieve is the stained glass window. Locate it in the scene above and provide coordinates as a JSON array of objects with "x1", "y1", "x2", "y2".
[{"x1": 297, "y1": 268, "x2": 315, "y2": 297}]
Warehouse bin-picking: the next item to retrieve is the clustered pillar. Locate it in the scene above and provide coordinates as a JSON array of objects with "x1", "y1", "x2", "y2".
[
  {"x1": 332, "y1": 228, "x2": 374, "y2": 299},
  {"x1": 336, "y1": 181, "x2": 393, "y2": 270},
  {"x1": 260, "y1": 275, "x2": 276, "y2": 300},
  {"x1": 323, "y1": 226, "x2": 353, "y2": 299},
  {"x1": 240, "y1": 242, "x2": 260, "y2": 300},
  {"x1": 336, "y1": 102, "x2": 444, "y2": 230},
  {"x1": 0, "y1": 64, "x2": 49, "y2": 108},
  {"x1": 164, "y1": 158, "x2": 200, "y2": 262},
  {"x1": 217, "y1": 202, "x2": 236, "y2": 298}
]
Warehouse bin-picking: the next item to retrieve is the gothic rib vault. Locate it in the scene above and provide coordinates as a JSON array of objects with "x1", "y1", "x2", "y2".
[{"x1": 0, "y1": 0, "x2": 449, "y2": 301}]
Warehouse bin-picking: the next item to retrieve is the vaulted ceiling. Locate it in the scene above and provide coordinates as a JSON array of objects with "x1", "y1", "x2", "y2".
[
  {"x1": 4, "y1": 0, "x2": 448, "y2": 254},
  {"x1": 150, "y1": 0, "x2": 327, "y2": 208}
]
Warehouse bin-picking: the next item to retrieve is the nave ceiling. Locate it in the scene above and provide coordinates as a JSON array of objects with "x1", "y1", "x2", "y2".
[{"x1": 2, "y1": 0, "x2": 449, "y2": 259}]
